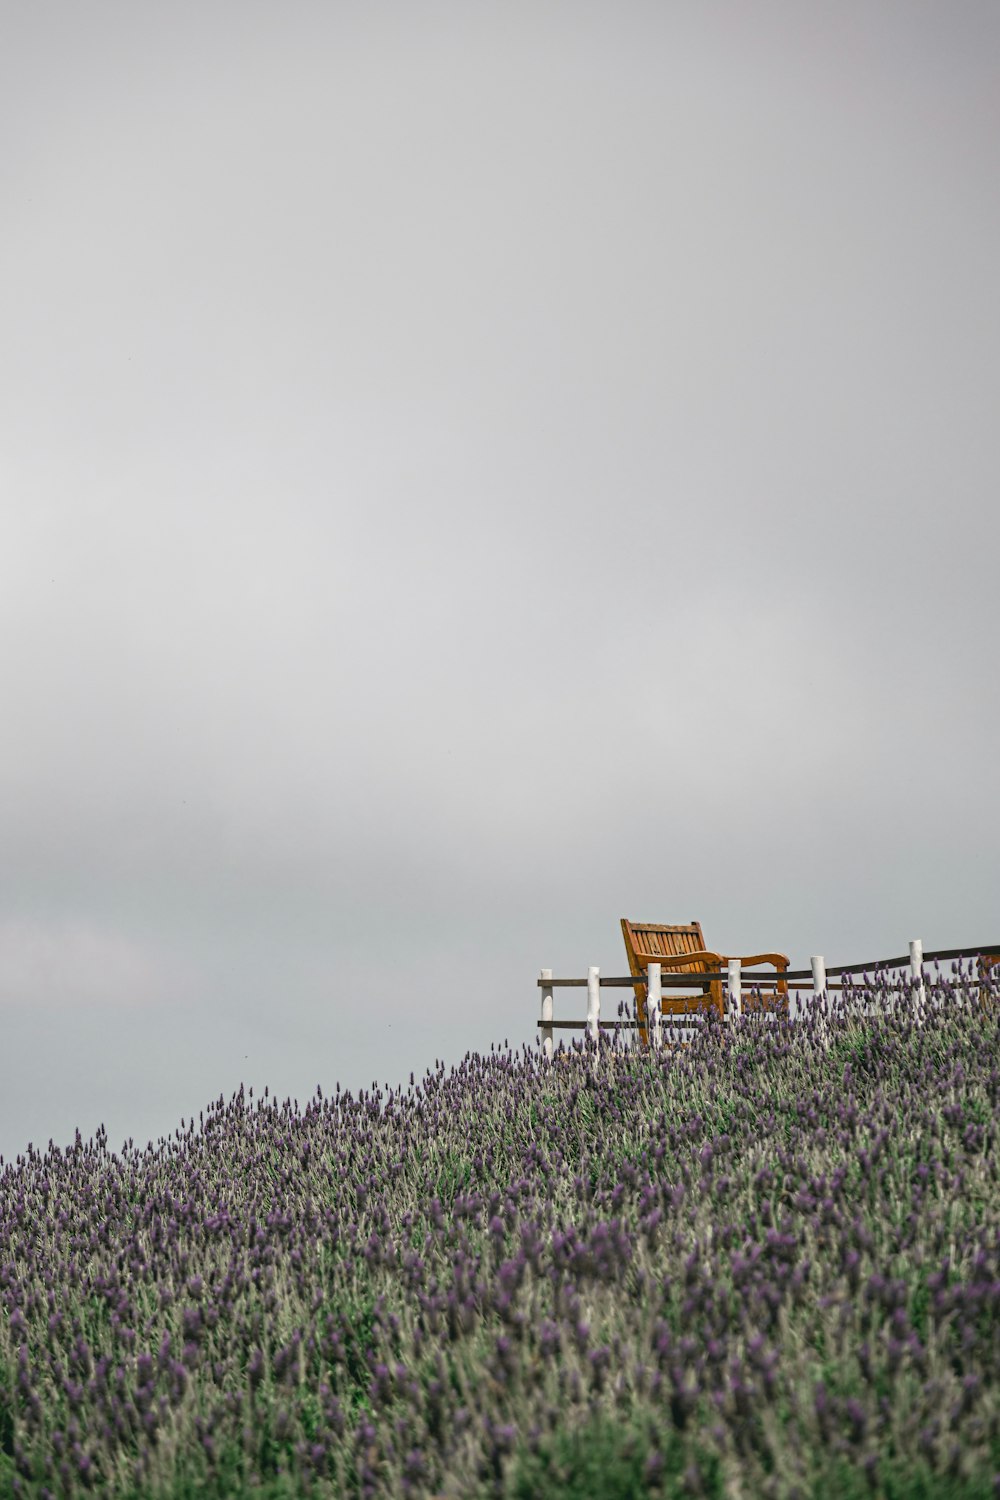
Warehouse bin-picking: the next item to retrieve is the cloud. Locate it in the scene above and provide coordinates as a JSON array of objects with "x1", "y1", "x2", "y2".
[
  {"x1": 0, "y1": 0, "x2": 997, "y2": 1162},
  {"x1": 0, "y1": 918, "x2": 197, "y2": 1010}
]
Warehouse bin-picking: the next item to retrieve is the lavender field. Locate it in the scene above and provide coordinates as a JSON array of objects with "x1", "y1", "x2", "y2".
[{"x1": 1, "y1": 972, "x2": 998, "y2": 1499}]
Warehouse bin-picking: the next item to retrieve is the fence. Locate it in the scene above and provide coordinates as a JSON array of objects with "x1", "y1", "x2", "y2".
[{"x1": 536, "y1": 942, "x2": 1000, "y2": 1060}]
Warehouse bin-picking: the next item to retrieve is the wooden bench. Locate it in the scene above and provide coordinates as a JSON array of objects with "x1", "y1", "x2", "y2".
[
  {"x1": 621, "y1": 919, "x2": 790, "y2": 1048},
  {"x1": 978, "y1": 953, "x2": 1000, "y2": 1010}
]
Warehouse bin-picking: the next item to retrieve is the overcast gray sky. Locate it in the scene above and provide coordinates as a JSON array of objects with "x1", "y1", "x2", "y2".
[{"x1": 2, "y1": 1, "x2": 998, "y2": 1162}]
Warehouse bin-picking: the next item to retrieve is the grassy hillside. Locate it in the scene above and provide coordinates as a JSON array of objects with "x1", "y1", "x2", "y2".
[{"x1": 1, "y1": 974, "x2": 998, "y2": 1498}]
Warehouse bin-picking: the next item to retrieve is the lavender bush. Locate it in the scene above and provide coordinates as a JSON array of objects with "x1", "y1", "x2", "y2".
[{"x1": 1, "y1": 965, "x2": 998, "y2": 1498}]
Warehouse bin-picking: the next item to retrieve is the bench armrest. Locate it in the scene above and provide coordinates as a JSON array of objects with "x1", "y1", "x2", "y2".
[
  {"x1": 722, "y1": 952, "x2": 789, "y2": 969},
  {"x1": 631, "y1": 949, "x2": 789, "y2": 971},
  {"x1": 631, "y1": 948, "x2": 722, "y2": 970}
]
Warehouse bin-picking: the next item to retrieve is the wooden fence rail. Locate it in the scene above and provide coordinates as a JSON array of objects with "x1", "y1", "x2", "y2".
[{"x1": 536, "y1": 943, "x2": 1000, "y2": 1060}]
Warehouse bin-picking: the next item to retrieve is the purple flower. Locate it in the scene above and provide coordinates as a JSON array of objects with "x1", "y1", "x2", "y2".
[{"x1": 844, "y1": 1397, "x2": 867, "y2": 1444}]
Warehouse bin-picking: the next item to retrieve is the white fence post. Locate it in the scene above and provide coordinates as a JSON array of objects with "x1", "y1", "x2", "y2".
[
  {"x1": 727, "y1": 958, "x2": 742, "y2": 1022},
  {"x1": 586, "y1": 967, "x2": 600, "y2": 1046},
  {"x1": 910, "y1": 939, "x2": 925, "y2": 1026},
  {"x1": 811, "y1": 955, "x2": 829, "y2": 1048},
  {"x1": 540, "y1": 969, "x2": 554, "y2": 1060},
  {"x1": 647, "y1": 962, "x2": 662, "y2": 1051}
]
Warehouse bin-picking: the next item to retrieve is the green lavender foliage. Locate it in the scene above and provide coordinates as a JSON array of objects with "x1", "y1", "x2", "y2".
[{"x1": 1, "y1": 967, "x2": 998, "y2": 1498}]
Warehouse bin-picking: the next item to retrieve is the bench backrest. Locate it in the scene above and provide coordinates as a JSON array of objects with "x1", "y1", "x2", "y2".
[
  {"x1": 620, "y1": 918, "x2": 724, "y2": 1038},
  {"x1": 621, "y1": 919, "x2": 712, "y2": 972}
]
